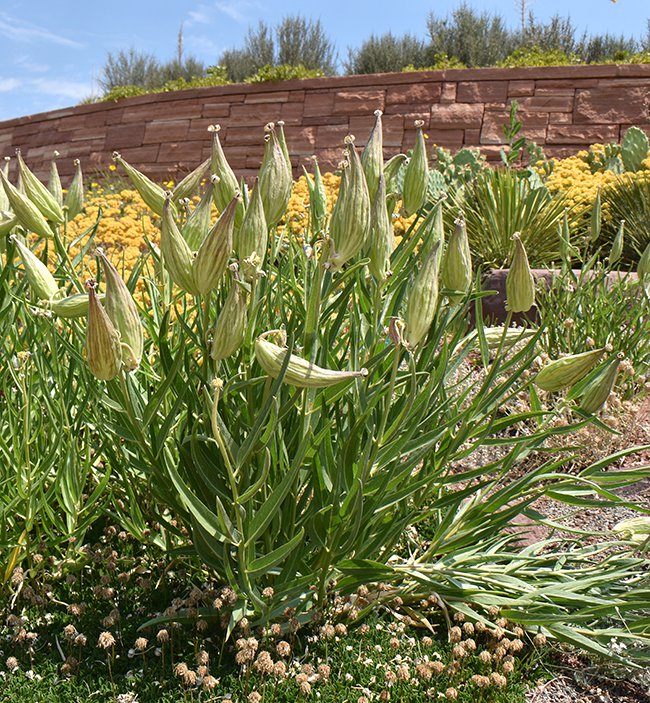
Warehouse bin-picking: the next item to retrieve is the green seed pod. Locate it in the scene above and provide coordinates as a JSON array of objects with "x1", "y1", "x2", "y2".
[
  {"x1": 534, "y1": 348, "x2": 606, "y2": 393},
  {"x1": 482, "y1": 326, "x2": 535, "y2": 349},
  {"x1": 65, "y1": 159, "x2": 84, "y2": 221},
  {"x1": 506, "y1": 233, "x2": 535, "y2": 313},
  {"x1": 401, "y1": 120, "x2": 428, "y2": 217},
  {"x1": 590, "y1": 187, "x2": 601, "y2": 243},
  {"x1": 192, "y1": 193, "x2": 238, "y2": 295},
  {"x1": 51, "y1": 292, "x2": 94, "y2": 318},
  {"x1": 113, "y1": 151, "x2": 172, "y2": 219},
  {"x1": 276, "y1": 120, "x2": 292, "y2": 173},
  {"x1": 384, "y1": 153, "x2": 407, "y2": 198},
  {"x1": 161, "y1": 194, "x2": 198, "y2": 294},
  {"x1": 255, "y1": 331, "x2": 368, "y2": 388},
  {"x1": 609, "y1": 220, "x2": 624, "y2": 265},
  {"x1": 171, "y1": 158, "x2": 210, "y2": 203},
  {"x1": 638, "y1": 241, "x2": 650, "y2": 279},
  {"x1": 85, "y1": 279, "x2": 122, "y2": 381},
  {"x1": 48, "y1": 151, "x2": 63, "y2": 206},
  {"x1": 328, "y1": 136, "x2": 371, "y2": 271},
  {"x1": 0, "y1": 211, "x2": 17, "y2": 237},
  {"x1": 441, "y1": 213, "x2": 472, "y2": 303},
  {"x1": 97, "y1": 249, "x2": 143, "y2": 372},
  {"x1": 209, "y1": 125, "x2": 240, "y2": 213},
  {"x1": 362, "y1": 109, "x2": 384, "y2": 202},
  {"x1": 367, "y1": 172, "x2": 394, "y2": 283},
  {"x1": 182, "y1": 176, "x2": 217, "y2": 251},
  {"x1": 236, "y1": 178, "x2": 268, "y2": 270},
  {"x1": 259, "y1": 123, "x2": 293, "y2": 228},
  {"x1": 0, "y1": 168, "x2": 53, "y2": 239},
  {"x1": 613, "y1": 516, "x2": 650, "y2": 544},
  {"x1": 302, "y1": 156, "x2": 327, "y2": 235},
  {"x1": 404, "y1": 240, "x2": 442, "y2": 349},
  {"x1": 10, "y1": 235, "x2": 60, "y2": 301},
  {"x1": 0, "y1": 157, "x2": 10, "y2": 212},
  {"x1": 16, "y1": 151, "x2": 64, "y2": 224},
  {"x1": 211, "y1": 277, "x2": 248, "y2": 360},
  {"x1": 579, "y1": 356, "x2": 621, "y2": 414}
]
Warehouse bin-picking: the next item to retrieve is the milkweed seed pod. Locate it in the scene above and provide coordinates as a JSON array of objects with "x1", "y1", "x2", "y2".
[
  {"x1": 161, "y1": 193, "x2": 198, "y2": 294},
  {"x1": 51, "y1": 292, "x2": 94, "y2": 318},
  {"x1": 97, "y1": 249, "x2": 143, "y2": 372},
  {"x1": 209, "y1": 125, "x2": 242, "y2": 223},
  {"x1": 10, "y1": 235, "x2": 59, "y2": 301},
  {"x1": 113, "y1": 152, "x2": 171, "y2": 218},
  {"x1": 303, "y1": 156, "x2": 327, "y2": 235},
  {"x1": 401, "y1": 120, "x2": 428, "y2": 217},
  {"x1": 609, "y1": 220, "x2": 624, "y2": 265},
  {"x1": 383, "y1": 153, "x2": 407, "y2": 198},
  {"x1": 48, "y1": 151, "x2": 63, "y2": 206},
  {"x1": 236, "y1": 178, "x2": 268, "y2": 271},
  {"x1": 211, "y1": 278, "x2": 248, "y2": 360},
  {"x1": 579, "y1": 356, "x2": 621, "y2": 414},
  {"x1": 259, "y1": 123, "x2": 293, "y2": 228},
  {"x1": 0, "y1": 211, "x2": 16, "y2": 237},
  {"x1": 255, "y1": 330, "x2": 368, "y2": 388},
  {"x1": 638, "y1": 241, "x2": 650, "y2": 279},
  {"x1": 506, "y1": 233, "x2": 535, "y2": 313},
  {"x1": 0, "y1": 168, "x2": 53, "y2": 239},
  {"x1": 362, "y1": 110, "x2": 384, "y2": 202},
  {"x1": 0, "y1": 157, "x2": 10, "y2": 211},
  {"x1": 590, "y1": 187, "x2": 601, "y2": 243},
  {"x1": 16, "y1": 151, "x2": 64, "y2": 224},
  {"x1": 276, "y1": 120, "x2": 292, "y2": 172},
  {"x1": 367, "y1": 172, "x2": 394, "y2": 283},
  {"x1": 171, "y1": 158, "x2": 210, "y2": 203},
  {"x1": 85, "y1": 279, "x2": 122, "y2": 381},
  {"x1": 404, "y1": 240, "x2": 442, "y2": 349},
  {"x1": 534, "y1": 348, "x2": 606, "y2": 392},
  {"x1": 182, "y1": 176, "x2": 217, "y2": 251},
  {"x1": 65, "y1": 159, "x2": 84, "y2": 221},
  {"x1": 482, "y1": 326, "x2": 535, "y2": 349},
  {"x1": 613, "y1": 516, "x2": 650, "y2": 545},
  {"x1": 441, "y1": 213, "x2": 472, "y2": 303},
  {"x1": 327, "y1": 136, "x2": 371, "y2": 271},
  {"x1": 192, "y1": 193, "x2": 239, "y2": 295}
]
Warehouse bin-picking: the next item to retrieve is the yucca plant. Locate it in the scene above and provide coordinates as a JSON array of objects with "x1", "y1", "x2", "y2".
[
  {"x1": 603, "y1": 175, "x2": 650, "y2": 263},
  {"x1": 2, "y1": 134, "x2": 650, "y2": 667},
  {"x1": 451, "y1": 168, "x2": 574, "y2": 267}
]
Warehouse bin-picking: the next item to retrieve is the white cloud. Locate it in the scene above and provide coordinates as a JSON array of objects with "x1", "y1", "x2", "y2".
[
  {"x1": 31, "y1": 78, "x2": 94, "y2": 101},
  {"x1": 0, "y1": 78, "x2": 19, "y2": 92},
  {"x1": 214, "y1": 1, "x2": 251, "y2": 23},
  {"x1": 0, "y1": 12, "x2": 83, "y2": 48},
  {"x1": 14, "y1": 55, "x2": 49, "y2": 73},
  {"x1": 188, "y1": 7, "x2": 211, "y2": 25},
  {"x1": 187, "y1": 34, "x2": 221, "y2": 56}
]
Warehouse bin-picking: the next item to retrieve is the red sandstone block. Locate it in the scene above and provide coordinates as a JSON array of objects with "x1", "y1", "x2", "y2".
[
  {"x1": 187, "y1": 118, "x2": 218, "y2": 141},
  {"x1": 157, "y1": 140, "x2": 204, "y2": 164},
  {"x1": 549, "y1": 112, "x2": 572, "y2": 124},
  {"x1": 385, "y1": 102, "x2": 432, "y2": 116},
  {"x1": 385, "y1": 83, "x2": 441, "y2": 105},
  {"x1": 508, "y1": 80, "x2": 535, "y2": 97},
  {"x1": 303, "y1": 91, "x2": 335, "y2": 118},
  {"x1": 457, "y1": 81, "x2": 508, "y2": 103},
  {"x1": 69, "y1": 127, "x2": 107, "y2": 143},
  {"x1": 302, "y1": 114, "x2": 348, "y2": 127},
  {"x1": 382, "y1": 125, "x2": 405, "y2": 148},
  {"x1": 333, "y1": 89, "x2": 385, "y2": 115},
  {"x1": 110, "y1": 145, "x2": 160, "y2": 165},
  {"x1": 279, "y1": 101, "x2": 305, "y2": 125},
  {"x1": 315, "y1": 124, "x2": 350, "y2": 150},
  {"x1": 574, "y1": 87, "x2": 649, "y2": 124},
  {"x1": 464, "y1": 129, "x2": 481, "y2": 144},
  {"x1": 83, "y1": 111, "x2": 108, "y2": 128},
  {"x1": 517, "y1": 95, "x2": 574, "y2": 112},
  {"x1": 546, "y1": 124, "x2": 619, "y2": 144},
  {"x1": 440, "y1": 83, "x2": 457, "y2": 103},
  {"x1": 143, "y1": 119, "x2": 190, "y2": 144},
  {"x1": 424, "y1": 128, "x2": 464, "y2": 147},
  {"x1": 288, "y1": 90, "x2": 305, "y2": 103},
  {"x1": 534, "y1": 88, "x2": 575, "y2": 97},
  {"x1": 223, "y1": 126, "x2": 267, "y2": 147},
  {"x1": 287, "y1": 127, "x2": 317, "y2": 156},
  {"x1": 244, "y1": 91, "x2": 290, "y2": 104},
  {"x1": 480, "y1": 109, "x2": 548, "y2": 145},
  {"x1": 430, "y1": 103, "x2": 483, "y2": 129},
  {"x1": 228, "y1": 104, "x2": 283, "y2": 126},
  {"x1": 201, "y1": 102, "x2": 232, "y2": 119},
  {"x1": 104, "y1": 108, "x2": 126, "y2": 125}
]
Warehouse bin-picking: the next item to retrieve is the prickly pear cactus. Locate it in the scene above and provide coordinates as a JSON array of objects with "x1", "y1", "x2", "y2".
[{"x1": 621, "y1": 126, "x2": 649, "y2": 173}]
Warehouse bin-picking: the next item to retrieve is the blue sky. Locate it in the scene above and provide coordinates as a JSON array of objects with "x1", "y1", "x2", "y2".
[{"x1": 0, "y1": 0, "x2": 647, "y2": 122}]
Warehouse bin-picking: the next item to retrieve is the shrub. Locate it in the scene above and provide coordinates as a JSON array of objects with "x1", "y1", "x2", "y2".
[
  {"x1": 244, "y1": 63, "x2": 324, "y2": 83},
  {"x1": 346, "y1": 33, "x2": 430, "y2": 74},
  {"x1": 498, "y1": 45, "x2": 581, "y2": 68}
]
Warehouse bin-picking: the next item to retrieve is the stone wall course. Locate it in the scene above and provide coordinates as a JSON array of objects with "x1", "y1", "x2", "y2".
[{"x1": 0, "y1": 65, "x2": 647, "y2": 181}]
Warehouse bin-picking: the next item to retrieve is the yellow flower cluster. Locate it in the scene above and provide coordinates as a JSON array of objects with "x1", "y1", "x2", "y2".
[{"x1": 543, "y1": 145, "x2": 650, "y2": 219}]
